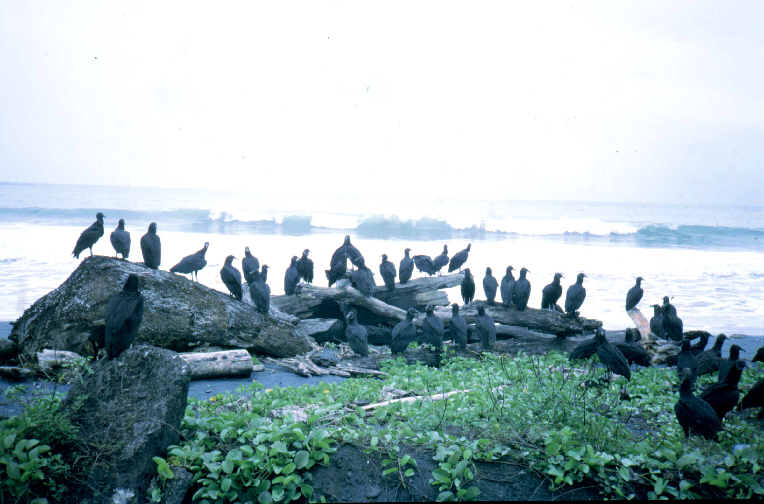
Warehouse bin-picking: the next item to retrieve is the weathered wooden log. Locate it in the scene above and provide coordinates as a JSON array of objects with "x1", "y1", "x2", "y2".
[
  {"x1": 0, "y1": 366, "x2": 36, "y2": 381},
  {"x1": 432, "y1": 303, "x2": 601, "y2": 336},
  {"x1": 178, "y1": 349, "x2": 254, "y2": 379},
  {"x1": 273, "y1": 274, "x2": 463, "y2": 321},
  {"x1": 10, "y1": 256, "x2": 313, "y2": 359},
  {"x1": 36, "y1": 349, "x2": 83, "y2": 371}
]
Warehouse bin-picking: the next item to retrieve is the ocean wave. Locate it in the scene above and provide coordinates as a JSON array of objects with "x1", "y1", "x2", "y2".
[{"x1": 1, "y1": 207, "x2": 763, "y2": 250}]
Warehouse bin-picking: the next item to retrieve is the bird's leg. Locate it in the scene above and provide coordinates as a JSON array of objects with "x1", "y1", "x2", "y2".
[{"x1": 89, "y1": 247, "x2": 94, "y2": 257}]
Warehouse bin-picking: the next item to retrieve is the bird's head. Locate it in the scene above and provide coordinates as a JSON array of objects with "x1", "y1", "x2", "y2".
[
  {"x1": 477, "y1": 305, "x2": 486, "y2": 316},
  {"x1": 225, "y1": 255, "x2": 235, "y2": 264},
  {"x1": 291, "y1": 256, "x2": 298, "y2": 265},
  {"x1": 203, "y1": 242, "x2": 210, "y2": 250},
  {"x1": 148, "y1": 222, "x2": 157, "y2": 233},
  {"x1": 404, "y1": 248, "x2": 411, "y2": 255},
  {"x1": 636, "y1": 276, "x2": 643, "y2": 284},
  {"x1": 382, "y1": 254, "x2": 388, "y2": 261},
  {"x1": 464, "y1": 268, "x2": 471, "y2": 277},
  {"x1": 303, "y1": 249, "x2": 310, "y2": 257},
  {"x1": 506, "y1": 265, "x2": 514, "y2": 274},
  {"x1": 520, "y1": 267, "x2": 529, "y2": 276},
  {"x1": 96, "y1": 212, "x2": 105, "y2": 220},
  {"x1": 443, "y1": 244, "x2": 448, "y2": 253},
  {"x1": 118, "y1": 218, "x2": 125, "y2": 228},
  {"x1": 451, "y1": 303, "x2": 459, "y2": 314},
  {"x1": 124, "y1": 273, "x2": 140, "y2": 292},
  {"x1": 662, "y1": 296, "x2": 670, "y2": 305},
  {"x1": 344, "y1": 235, "x2": 351, "y2": 245},
  {"x1": 577, "y1": 272, "x2": 585, "y2": 283},
  {"x1": 554, "y1": 272, "x2": 563, "y2": 281},
  {"x1": 245, "y1": 246, "x2": 251, "y2": 254},
  {"x1": 486, "y1": 267, "x2": 492, "y2": 275}
]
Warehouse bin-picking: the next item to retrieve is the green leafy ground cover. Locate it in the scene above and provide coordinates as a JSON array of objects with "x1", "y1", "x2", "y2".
[
  {"x1": 161, "y1": 350, "x2": 763, "y2": 502},
  {"x1": 1, "y1": 350, "x2": 762, "y2": 502}
]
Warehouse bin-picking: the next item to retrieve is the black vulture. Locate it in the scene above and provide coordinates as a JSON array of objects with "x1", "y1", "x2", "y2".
[
  {"x1": 345, "y1": 311, "x2": 368, "y2": 357},
  {"x1": 284, "y1": 256, "x2": 300, "y2": 295},
  {"x1": 594, "y1": 329, "x2": 631, "y2": 381},
  {"x1": 625, "y1": 276, "x2": 643, "y2": 311},
  {"x1": 700, "y1": 360, "x2": 745, "y2": 421},
  {"x1": 140, "y1": 222, "x2": 161, "y2": 269},
  {"x1": 391, "y1": 308, "x2": 418, "y2": 354},
  {"x1": 326, "y1": 236, "x2": 350, "y2": 285},
  {"x1": 345, "y1": 237, "x2": 365, "y2": 269},
  {"x1": 350, "y1": 258, "x2": 376, "y2": 296},
  {"x1": 483, "y1": 267, "x2": 498, "y2": 305},
  {"x1": 476, "y1": 305, "x2": 496, "y2": 350},
  {"x1": 110, "y1": 219, "x2": 131, "y2": 259},
  {"x1": 541, "y1": 273, "x2": 563, "y2": 310},
  {"x1": 433, "y1": 245, "x2": 449, "y2": 274},
  {"x1": 649, "y1": 305, "x2": 665, "y2": 339},
  {"x1": 614, "y1": 330, "x2": 651, "y2": 367},
  {"x1": 662, "y1": 296, "x2": 683, "y2": 341},
  {"x1": 569, "y1": 335, "x2": 598, "y2": 361},
  {"x1": 104, "y1": 273, "x2": 144, "y2": 359},
  {"x1": 449, "y1": 304, "x2": 468, "y2": 349},
  {"x1": 753, "y1": 347, "x2": 764, "y2": 363},
  {"x1": 379, "y1": 254, "x2": 397, "y2": 291},
  {"x1": 696, "y1": 334, "x2": 728, "y2": 376},
  {"x1": 170, "y1": 242, "x2": 209, "y2": 281},
  {"x1": 296, "y1": 249, "x2": 314, "y2": 284},
  {"x1": 220, "y1": 255, "x2": 243, "y2": 300},
  {"x1": 564, "y1": 273, "x2": 586, "y2": 316},
  {"x1": 500, "y1": 266, "x2": 515, "y2": 307},
  {"x1": 717, "y1": 344, "x2": 743, "y2": 383},
  {"x1": 674, "y1": 368, "x2": 723, "y2": 440},
  {"x1": 249, "y1": 267, "x2": 270, "y2": 314},
  {"x1": 448, "y1": 243, "x2": 471, "y2": 272},
  {"x1": 242, "y1": 247, "x2": 260, "y2": 284},
  {"x1": 676, "y1": 339, "x2": 698, "y2": 388},
  {"x1": 461, "y1": 268, "x2": 475, "y2": 305},
  {"x1": 73, "y1": 212, "x2": 105, "y2": 258},
  {"x1": 422, "y1": 305, "x2": 444, "y2": 350},
  {"x1": 512, "y1": 267, "x2": 531, "y2": 311},
  {"x1": 399, "y1": 248, "x2": 414, "y2": 284},
  {"x1": 413, "y1": 254, "x2": 436, "y2": 276},
  {"x1": 689, "y1": 332, "x2": 710, "y2": 356},
  {"x1": 739, "y1": 378, "x2": 764, "y2": 418}
]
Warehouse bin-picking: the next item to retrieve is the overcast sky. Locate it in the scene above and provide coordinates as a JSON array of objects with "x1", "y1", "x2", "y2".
[{"x1": 1, "y1": 1, "x2": 762, "y2": 204}]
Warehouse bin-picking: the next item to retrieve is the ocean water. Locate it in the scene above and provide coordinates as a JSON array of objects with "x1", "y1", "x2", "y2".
[{"x1": 0, "y1": 182, "x2": 763, "y2": 340}]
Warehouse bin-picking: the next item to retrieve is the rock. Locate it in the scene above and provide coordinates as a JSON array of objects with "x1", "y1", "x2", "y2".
[
  {"x1": 10, "y1": 256, "x2": 313, "y2": 359},
  {"x1": 60, "y1": 345, "x2": 190, "y2": 501},
  {"x1": 150, "y1": 467, "x2": 193, "y2": 504},
  {"x1": 0, "y1": 366, "x2": 36, "y2": 381},
  {"x1": 0, "y1": 337, "x2": 18, "y2": 364},
  {"x1": 36, "y1": 348, "x2": 83, "y2": 371},
  {"x1": 311, "y1": 348, "x2": 341, "y2": 367}
]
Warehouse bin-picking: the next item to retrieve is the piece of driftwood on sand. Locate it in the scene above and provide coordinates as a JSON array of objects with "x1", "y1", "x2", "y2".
[{"x1": 178, "y1": 349, "x2": 254, "y2": 379}]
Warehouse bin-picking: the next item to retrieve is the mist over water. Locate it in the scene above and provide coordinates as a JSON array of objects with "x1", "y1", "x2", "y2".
[{"x1": 0, "y1": 182, "x2": 763, "y2": 338}]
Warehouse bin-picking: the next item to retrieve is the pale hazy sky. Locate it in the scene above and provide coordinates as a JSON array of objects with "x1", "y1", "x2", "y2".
[{"x1": 1, "y1": 1, "x2": 763, "y2": 204}]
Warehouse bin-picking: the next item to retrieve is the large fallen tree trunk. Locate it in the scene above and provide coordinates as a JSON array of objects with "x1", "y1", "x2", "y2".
[
  {"x1": 272, "y1": 274, "x2": 464, "y2": 321},
  {"x1": 10, "y1": 256, "x2": 313, "y2": 360},
  {"x1": 433, "y1": 303, "x2": 602, "y2": 337},
  {"x1": 178, "y1": 349, "x2": 254, "y2": 379}
]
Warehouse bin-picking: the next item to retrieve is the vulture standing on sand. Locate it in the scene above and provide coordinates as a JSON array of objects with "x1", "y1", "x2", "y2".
[
  {"x1": 73, "y1": 212, "x2": 105, "y2": 258},
  {"x1": 170, "y1": 242, "x2": 209, "y2": 281},
  {"x1": 649, "y1": 305, "x2": 665, "y2": 338},
  {"x1": 399, "y1": 248, "x2": 414, "y2": 284},
  {"x1": 594, "y1": 329, "x2": 631, "y2": 381},
  {"x1": 512, "y1": 267, "x2": 531, "y2": 311},
  {"x1": 476, "y1": 305, "x2": 496, "y2": 350},
  {"x1": 379, "y1": 254, "x2": 397, "y2": 291},
  {"x1": 565, "y1": 273, "x2": 587, "y2": 317},
  {"x1": 483, "y1": 267, "x2": 498, "y2": 305},
  {"x1": 391, "y1": 308, "x2": 418, "y2": 354},
  {"x1": 104, "y1": 273, "x2": 144, "y2": 359},
  {"x1": 220, "y1": 255, "x2": 243, "y2": 300},
  {"x1": 296, "y1": 249, "x2": 314, "y2": 284},
  {"x1": 461, "y1": 268, "x2": 475, "y2": 305},
  {"x1": 350, "y1": 258, "x2": 375, "y2": 296},
  {"x1": 422, "y1": 305, "x2": 445, "y2": 350},
  {"x1": 500, "y1": 266, "x2": 515, "y2": 307},
  {"x1": 569, "y1": 334, "x2": 599, "y2": 361},
  {"x1": 700, "y1": 360, "x2": 745, "y2": 422},
  {"x1": 625, "y1": 276, "x2": 644, "y2": 311},
  {"x1": 140, "y1": 222, "x2": 161, "y2": 269},
  {"x1": 541, "y1": 273, "x2": 563, "y2": 311},
  {"x1": 242, "y1": 247, "x2": 260, "y2": 284},
  {"x1": 110, "y1": 219, "x2": 131, "y2": 259},
  {"x1": 249, "y1": 267, "x2": 270, "y2": 314},
  {"x1": 432, "y1": 245, "x2": 449, "y2": 275},
  {"x1": 345, "y1": 311, "x2": 368, "y2": 357},
  {"x1": 284, "y1": 256, "x2": 300, "y2": 295},
  {"x1": 448, "y1": 243, "x2": 471, "y2": 272},
  {"x1": 449, "y1": 303, "x2": 468, "y2": 349},
  {"x1": 675, "y1": 368, "x2": 723, "y2": 440},
  {"x1": 413, "y1": 254, "x2": 436, "y2": 276}
]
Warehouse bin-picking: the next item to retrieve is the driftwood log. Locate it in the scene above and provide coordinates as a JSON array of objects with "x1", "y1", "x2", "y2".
[
  {"x1": 433, "y1": 303, "x2": 602, "y2": 337},
  {"x1": 10, "y1": 256, "x2": 313, "y2": 359},
  {"x1": 36, "y1": 349, "x2": 83, "y2": 371},
  {"x1": 178, "y1": 349, "x2": 254, "y2": 379},
  {"x1": 371, "y1": 273, "x2": 464, "y2": 309}
]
